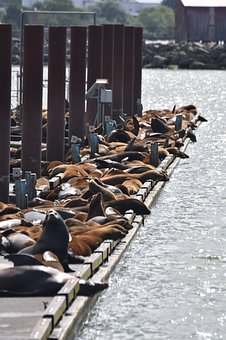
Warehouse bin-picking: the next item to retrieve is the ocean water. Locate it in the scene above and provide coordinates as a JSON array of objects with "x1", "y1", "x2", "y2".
[{"x1": 75, "y1": 69, "x2": 226, "y2": 340}]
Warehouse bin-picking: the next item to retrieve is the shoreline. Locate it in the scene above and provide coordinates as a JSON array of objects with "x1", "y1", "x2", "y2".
[{"x1": 143, "y1": 41, "x2": 226, "y2": 70}]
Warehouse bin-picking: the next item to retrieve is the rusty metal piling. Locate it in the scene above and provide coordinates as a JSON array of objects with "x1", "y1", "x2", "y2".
[
  {"x1": 47, "y1": 27, "x2": 67, "y2": 162},
  {"x1": 69, "y1": 26, "x2": 87, "y2": 142},
  {"x1": 112, "y1": 25, "x2": 125, "y2": 119},
  {"x1": 0, "y1": 24, "x2": 11, "y2": 202},
  {"x1": 21, "y1": 25, "x2": 44, "y2": 178}
]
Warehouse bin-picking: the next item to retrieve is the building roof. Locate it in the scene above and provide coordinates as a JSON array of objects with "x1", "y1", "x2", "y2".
[{"x1": 181, "y1": 0, "x2": 226, "y2": 7}]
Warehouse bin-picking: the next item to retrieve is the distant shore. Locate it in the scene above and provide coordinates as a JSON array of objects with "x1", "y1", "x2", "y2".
[
  {"x1": 142, "y1": 41, "x2": 226, "y2": 70},
  {"x1": 12, "y1": 39, "x2": 226, "y2": 70}
]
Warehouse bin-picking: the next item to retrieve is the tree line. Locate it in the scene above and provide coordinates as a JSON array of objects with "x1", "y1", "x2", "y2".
[{"x1": 2, "y1": 0, "x2": 175, "y2": 40}]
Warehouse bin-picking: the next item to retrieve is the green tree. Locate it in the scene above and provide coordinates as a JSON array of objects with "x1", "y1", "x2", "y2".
[
  {"x1": 2, "y1": 5, "x2": 21, "y2": 29},
  {"x1": 33, "y1": 0, "x2": 75, "y2": 11},
  {"x1": 161, "y1": 0, "x2": 176, "y2": 11},
  {"x1": 28, "y1": 0, "x2": 87, "y2": 27},
  {"x1": 138, "y1": 5, "x2": 174, "y2": 39},
  {"x1": 88, "y1": 0, "x2": 129, "y2": 25}
]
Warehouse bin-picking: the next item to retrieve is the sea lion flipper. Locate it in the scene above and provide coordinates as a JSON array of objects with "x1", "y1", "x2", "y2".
[
  {"x1": 61, "y1": 259, "x2": 74, "y2": 273},
  {"x1": 67, "y1": 253, "x2": 86, "y2": 264},
  {"x1": 78, "y1": 279, "x2": 108, "y2": 296}
]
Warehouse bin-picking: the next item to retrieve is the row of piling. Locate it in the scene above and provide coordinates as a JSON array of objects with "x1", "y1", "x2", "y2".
[{"x1": 0, "y1": 23, "x2": 143, "y2": 203}]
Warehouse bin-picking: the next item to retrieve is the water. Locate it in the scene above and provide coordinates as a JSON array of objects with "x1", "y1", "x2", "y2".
[{"x1": 75, "y1": 69, "x2": 226, "y2": 340}]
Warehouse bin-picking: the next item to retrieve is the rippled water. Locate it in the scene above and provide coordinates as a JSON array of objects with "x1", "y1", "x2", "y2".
[{"x1": 75, "y1": 69, "x2": 226, "y2": 340}]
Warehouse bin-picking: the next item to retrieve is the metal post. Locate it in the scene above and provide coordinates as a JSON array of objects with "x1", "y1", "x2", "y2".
[
  {"x1": 133, "y1": 27, "x2": 143, "y2": 115},
  {"x1": 90, "y1": 132, "x2": 99, "y2": 158},
  {"x1": 112, "y1": 24, "x2": 124, "y2": 119},
  {"x1": 25, "y1": 171, "x2": 37, "y2": 201},
  {"x1": 123, "y1": 26, "x2": 134, "y2": 116},
  {"x1": 15, "y1": 179, "x2": 28, "y2": 209},
  {"x1": 71, "y1": 136, "x2": 82, "y2": 164},
  {"x1": 175, "y1": 114, "x2": 183, "y2": 131},
  {"x1": 105, "y1": 119, "x2": 116, "y2": 135},
  {"x1": 21, "y1": 25, "x2": 43, "y2": 178},
  {"x1": 0, "y1": 24, "x2": 11, "y2": 203},
  {"x1": 69, "y1": 26, "x2": 87, "y2": 142},
  {"x1": 47, "y1": 26, "x2": 66, "y2": 162},
  {"x1": 150, "y1": 142, "x2": 159, "y2": 167},
  {"x1": 86, "y1": 25, "x2": 102, "y2": 127},
  {"x1": 101, "y1": 24, "x2": 114, "y2": 117}
]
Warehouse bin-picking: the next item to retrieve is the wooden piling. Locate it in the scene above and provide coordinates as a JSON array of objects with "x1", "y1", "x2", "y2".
[
  {"x1": 47, "y1": 26, "x2": 67, "y2": 162},
  {"x1": 0, "y1": 24, "x2": 11, "y2": 202},
  {"x1": 21, "y1": 25, "x2": 44, "y2": 178}
]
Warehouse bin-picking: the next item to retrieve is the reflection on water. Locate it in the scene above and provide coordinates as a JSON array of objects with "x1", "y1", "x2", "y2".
[{"x1": 75, "y1": 69, "x2": 226, "y2": 340}]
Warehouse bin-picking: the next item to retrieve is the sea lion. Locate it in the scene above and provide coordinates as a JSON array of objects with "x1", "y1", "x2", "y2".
[
  {"x1": 19, "y1": 209, "x2": 71, "y2": 272},
  {"x1": 88, "y1": 178, "x2": 117, "y2": 202},
  {"x1": 0, "y1": 202, "x2": 20, "y2": 217},
  {"x1": 0, "y1": 254, "x2": 108, "y2": 297},
  {"x1": 85, "y1": 193, "x2": 106, "y2": 221},
  {"x1": 105, "y1": 198, "x2": 151, "y2": 215},
  {"x1": 101, "y1": 169, "x2": 169, "y2": 186},
  {"x1": 99, "y1": 151, "x2": 146, "y2": 163},
  {"x1": 0, "y1": 229, "x2": 36, "y2": 254},
  {"x1": 94, "y1": 158, "x2": 128, "y2": 171},
  {"x1": 106, "y1": 129, "x2": 136, "y2": 143},
  {"x1": 121, "y1": 178, "x2": 143, "y2": 195}
]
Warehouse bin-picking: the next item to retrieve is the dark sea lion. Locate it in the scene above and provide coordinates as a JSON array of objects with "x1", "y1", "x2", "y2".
[
  {"x1": 88, "y1": 178, "x2": 117, "y2": 201},
  {"x1": 0, "y1": 254, "x2": 108, "y2": 297},
  {"x1": 99, "y1": 151, "x2": 146, "y2": 163},
  {"x1": 91, "y1": 178, "x2": 123, "y2": 194},
  {"x1": 85, "y1": 193, "x2": 106, "y2": 221},
  {"x1": 106, "y1": 129, "x2": 135, "y2": 143},
  {"x1": 19, "y1": 209, "x2": 71, "y2": 272},
  {"x1": 151, "y1": 117, "x2": 173, "y2": 134},
  {"x1": 105, "y1": 198, "x2": 150, "y2": 215},
  {"x1": 125, "y1": 164, "x2": 156, "y2": 174},
  {"x1": 94, "y1": 158, "x2": 128, "y2": 171},
  {"x1": 63, "y1": 197, "x2": 89, "y2": 208},
  {"x1": 166, "y1": 147, "x2": 189, "y2": 158}
]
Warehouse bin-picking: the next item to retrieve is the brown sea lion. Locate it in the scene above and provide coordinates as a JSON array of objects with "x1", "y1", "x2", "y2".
[
  {"x1": 101, "y1": 169, "x2": 169, "y2": 186},
  {"x1": 88, "y1": 178, "x2": 117, "y2": 201},
  {"x1": 0, "y1": 202, "x2": 20, "y2": 217}
]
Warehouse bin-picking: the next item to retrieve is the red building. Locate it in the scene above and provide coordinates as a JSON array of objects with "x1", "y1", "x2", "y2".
[{"x1": 175, "y1": 0, "x2": 226, "y2": 42}]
